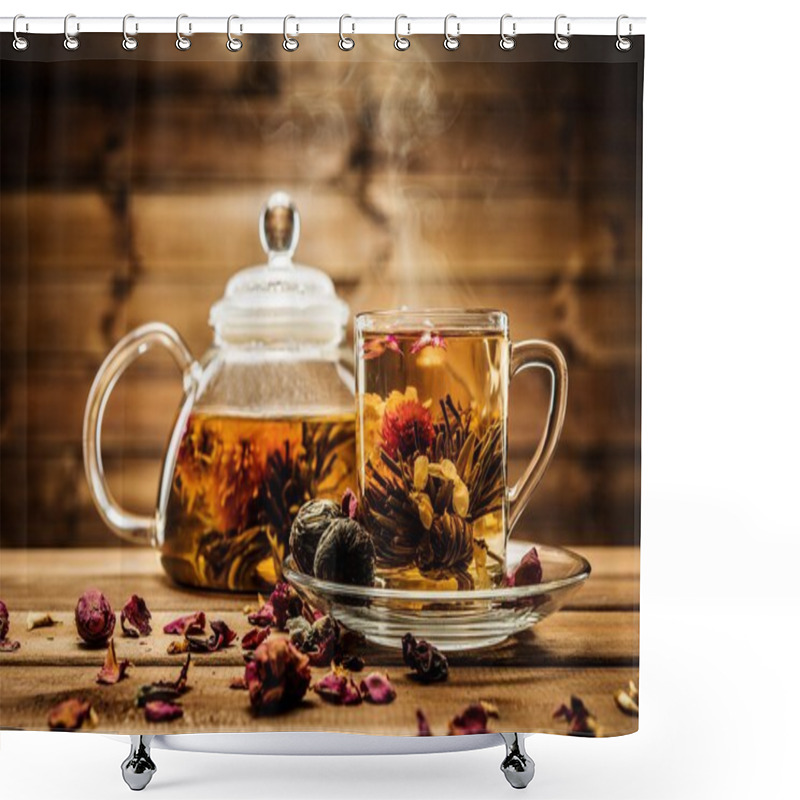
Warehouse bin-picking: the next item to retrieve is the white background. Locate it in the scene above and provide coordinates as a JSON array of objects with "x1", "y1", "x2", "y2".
[{"x1": 2, "y1": 1, "x2": 799, "y2": 798}]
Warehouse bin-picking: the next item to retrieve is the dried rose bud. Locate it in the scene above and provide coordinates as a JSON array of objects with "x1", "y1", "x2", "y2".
[
  {"x1": 290, "y1": 499, "x2": 344, "y2": 574},
  {"x1": 96, "y1": 639, "x2": 131, "y2": 685},
  {"x1": 186, "y1": 619, "x2": 237, "y2": 652},
  {"x1": 144, "y1": 700, "x2": 183, "y2": 722},
  {"x1": 360, "y1": 672, "x2": 396, "y2": 704},
  {"x1": 75, "y1": 589, "x2": 116, "y2": 646},
  {"x1": 508, "y1": 547, "x2": 543, "y2": 588},
  {"x1": 47, "y1": 698, "x2": 97, "y2": 731},
  {"x1": 121, "y1": 595, "x2": 152, "y2": 638},
  {"x1": 267, "y1": 583, "x2": 304, "y2": 630},
  {"x1": 313, "y1": 518, "x2": 376, "y2": 587},
  {"x1": 245, "y1": 637, "x2": 311, "y2": 715},
  {"x1": 341, "y1": 488, "x2": 359, "y2": 520},
  {"x1": 416, "y1": 709, "x2": 432, "y2": 736},
  {"x1": 0, "y1": 600, "x2": 9, "y2": 640},
  {"x1": 402, "y1": 633, "x2": 449, "y2": 683},
  {"x1": 314, "y1": 667, "x2": 362, "y2": 706},
  {"x1": 164, "y1": 611, "x2": 206, "y2": 636},
  {"x1": 448, "y1": 701, "x2": 498, "y2": 735},
  {"x1": 241, "y1": 627, "x2": 270, "y2": 651},
  {"x1": 553, "y1": 695, "x2": 600, "y2": 737}
]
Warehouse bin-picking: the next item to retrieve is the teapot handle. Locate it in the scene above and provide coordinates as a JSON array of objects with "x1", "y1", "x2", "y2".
[
  {"x1": 507, "y1": 340, "x2": 569, "y2": 533},
  {"x1": 82, "y1": 323, "x2": 199, "y2": 546}
]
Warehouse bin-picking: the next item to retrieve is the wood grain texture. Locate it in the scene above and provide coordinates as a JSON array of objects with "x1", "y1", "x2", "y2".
[{"x1": 0, "y1": 546, "x2": 639, "y2": 735}]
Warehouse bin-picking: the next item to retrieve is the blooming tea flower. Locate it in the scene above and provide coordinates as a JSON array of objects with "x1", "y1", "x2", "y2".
[
  {"x1": 381, "y1": 400, "x2": 435, "y2": 460},
  {"x1": 75, "y1": 589, "x2": 115, "y2": 646}
]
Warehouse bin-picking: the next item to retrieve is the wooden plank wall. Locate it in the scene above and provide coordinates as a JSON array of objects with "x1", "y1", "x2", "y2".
[{"x1": 0, "y1": 36, "x2": 641, "y2": 548}]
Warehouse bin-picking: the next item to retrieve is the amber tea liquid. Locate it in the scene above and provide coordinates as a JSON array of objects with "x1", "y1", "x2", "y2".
[
  {"x1": 162, "y1": 411, "x2": 356, "y2": 591},
  {"x1": 357, "y1": 330, "x2": 508, "y2": 590}
]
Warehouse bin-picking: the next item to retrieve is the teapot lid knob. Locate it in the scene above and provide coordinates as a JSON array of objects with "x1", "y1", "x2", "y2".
[{"x1": 259, "y1": 191, "x2": 300, "y2": 265}]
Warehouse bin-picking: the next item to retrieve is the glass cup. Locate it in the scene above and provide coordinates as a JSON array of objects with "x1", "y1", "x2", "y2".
[{"x1": 355, "y1": 309, "x2": 568, "y2": 591}]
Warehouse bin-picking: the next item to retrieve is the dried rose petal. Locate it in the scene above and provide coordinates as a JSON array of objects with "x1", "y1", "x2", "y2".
[
  {"x1": 186, "y1": 619, "x2": 237, "y2": 652},
  {"x1": 26, "y1": 612, "x2": 59, "y2": 631},
  {"x1": 402, "y1": 633, "x2": 449, "y2": 683},
  {"x1": 137, "y1": 655, "x2": 191, "y2": 706},
  {"x1": 614, "y1": 681, "x2": 639, "y2": 716},
  {"x1": 313, "y1": 667, "x2": 362, "y2": 706},
  {"x1": 167, "y1": 639, "x2": 190, "y2": 655},
  {"x1": 410, "y1": 332, "x2": 447, "y2": 355},
  {"x1": 245, "y1": 637, "x2": 311, "y2": 715},
  {"x1": 553, "y1": 695, "x2": 600, "y2": 737},
  {"x1": 508, "y1": 547, "x2": 543, "y2": 588},
  {"x1": 75, "y1": 589, "x2": 115, "y2": 646},
  {"x1": 164, "y1": 611, "x2": 206, "y2": 636},
  {"x1": 241, "y1": 627, "x2": 270, "y2": 651},
  {"x1": 144, "y1": 700, "x2": 184, "y2": 722},
  {"x1": 0, "y1": 639, "x2": 21, "y2": 652},
  {"x1": 96, "y1": 639, "x2": 131, "y2": 685},
  {"x1": 448, "y1": 702, "x2": 498, "y2": 735},
  {"x1": 47, "y1": 698, "x2": 97, "y2": 730},
  {"x1": 121, "y1": 595, "x2": 152, "y2": 638},
  {"x1": 416, "y1": 709, "x2": 433, "y2": 736},
  {"x1": 360, "y1": 672, "x2": 396, "y2": 704},
  {"x1": 229, "y1": 676, "x2": 247, "y2": 690},
  {"x1": 0, "y1": 600, "x2": 9, "y2": 640},
  {"x1": 341, "y1": 488, "x2": 359, "y2": 520}
]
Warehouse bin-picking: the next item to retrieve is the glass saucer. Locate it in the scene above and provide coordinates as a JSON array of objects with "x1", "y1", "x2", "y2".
[{"x1": 284, "y1": 541, "x2": 591, "y2": 652}]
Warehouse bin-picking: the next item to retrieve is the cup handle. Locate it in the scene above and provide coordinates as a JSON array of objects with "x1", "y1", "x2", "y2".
[
  {"x1": 82, "y1": 322, "x2": 199, "y2": 546},
  {"x1": 507, "y1": 339, "x2": 568, "y2": 533}
]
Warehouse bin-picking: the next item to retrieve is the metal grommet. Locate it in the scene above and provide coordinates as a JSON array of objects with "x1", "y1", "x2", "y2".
[
  {"x1": 443, "y1": 13, "x2": 460, "y2": 51},
  {"x1": 394, "y1": 14, "x2": 410, "y2": 51},
  {"x1": 122, "y1": 14, "x2": 138, "y2": 51},
  {"x1": 227, "y1": 15, "x2": 243, "y2": 51},
  {"x1": 283, "y1": 15, "x2": 299, "y2": 52},
  {"x1": 12, "y1": 14, "x2": 29, "y2": 51},
  {"x1": 339, "y1": 14, "x2": 355, "y2": 51},
  {"x1": 499, "y1": 14, "x2": 516, "y2": 50},
  {"x1": 554, "y1": 14, "x2": 570, "y2": 51},
  {"x1": 176, "y1": 14, "x2": 191, "y2": 51},
  {"x1": 616, "y1": 14, "x2": 632, "y2": 51},
  {"x1": 63, "y1": 13, "x2": 79, "y2": 51}
]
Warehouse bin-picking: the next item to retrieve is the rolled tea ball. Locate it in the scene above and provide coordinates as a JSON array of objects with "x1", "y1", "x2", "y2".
[
  {"x1": 290, "y1": 499, "x2": 344, "y2": 574},
  {"x1": 313, "y1": 518, "x2": 376, "y2": 586},
  {"x1": 75, "y1": 589, "x2": 116, "y2": 646}
]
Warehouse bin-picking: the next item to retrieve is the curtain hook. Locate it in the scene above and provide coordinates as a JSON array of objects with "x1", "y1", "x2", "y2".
[
  {"x1": 394, "y1": 14, "x2": 410, "y2": 51},
  {"x1": 283, "y1": 15, "x2": 299, "y2": 51},
  {"x1": 63, "y1": 13, "x2": 79, "y2": 51},
  {"x1": 616, "y1": 15, "x2": 632, "y2": 51},
  {"x1": 227, "y1": 15, "x2": 243, "y2": 51},
  {"x1": 122, "y1": 14, "x2": 138, "y2": 51},
  {"x1": 339, "y1": 14, "x2": 355, "y2": 51},
  {"x1": 443, "y1": 14, "x2": 460, "y2": 51},
  {"x1": 12, "y1": 14, "x2": 29, "y2": 51},
  {"x1": 554, "y1": 14, "x2": 570, "y2": 51},
  {"x1": 500, "y1": 14, "x2": 516, "y2": 50},
  {"x1": 176, "y1": 14, "x2": 191, "y2": 50}
]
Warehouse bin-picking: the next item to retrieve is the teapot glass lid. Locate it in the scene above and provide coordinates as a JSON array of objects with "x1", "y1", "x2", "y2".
[{"x1": 209, "y1": 192, "x2": 349, "y2": 346}]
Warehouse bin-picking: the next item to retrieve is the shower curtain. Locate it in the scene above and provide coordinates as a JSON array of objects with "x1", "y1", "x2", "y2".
[{"x1": 0, "y1": 25, "x2": 643, "y2": 738}]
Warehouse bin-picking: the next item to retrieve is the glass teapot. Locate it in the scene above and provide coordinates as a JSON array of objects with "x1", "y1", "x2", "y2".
[{"x1": 83, "y1": 192, "x2": 357, "y2": 592}]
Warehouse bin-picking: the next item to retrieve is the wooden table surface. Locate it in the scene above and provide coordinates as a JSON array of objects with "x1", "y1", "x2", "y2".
[{"x1": 0, "y1": 547, "x2": 639, "y2": 737}]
